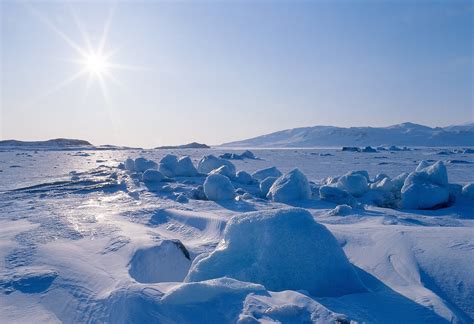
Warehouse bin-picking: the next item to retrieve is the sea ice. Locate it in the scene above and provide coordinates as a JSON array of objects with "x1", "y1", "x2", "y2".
[
  {"x1": 234, "y1": 171, "x2": 255, "y2": 185},
  {"x1": 198, "y1": 155, "x2": 236, "y2": 176},
  {"x1": 251, "y1": 166, "x2": 282, "y2": 181},
  {"x1": 142, "y1": 169, "x2": 164, "y2": 183},
  {"x1": 259, "y1": 176, "x2": 278, "y2": 198},
  {"x1": 209, "y1": 165, "x2": 235, "y2": 179},
  {"x1": 267, "y1": 168, "x2": 311, "y2": 202},
  {"x1": 401, "y1": 161, "x2": 450, "y2": 209},
  {"x1": 203, "y1": 174, "x2": 236, "y2": 201},
  {"x1": 319, "y1": 185, "x2": 356, "y2": 206},
  {"x1": 335, "y1": 171, "x2": 369, "y2": 197},
  {"x1": 134, "y1": 157, "x2": 158, "y2": 173},
  {"x1": 159, "y1": 155, "x2": 198, "y2": 177}
]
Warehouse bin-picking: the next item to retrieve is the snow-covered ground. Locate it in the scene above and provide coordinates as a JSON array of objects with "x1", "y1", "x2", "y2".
[{"x1": 0, "y1": 147, "x2": 473, "y2": 323}]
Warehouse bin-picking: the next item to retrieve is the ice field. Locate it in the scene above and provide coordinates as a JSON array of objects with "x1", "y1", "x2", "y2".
[{"x1": 0, "y1": 147, "x2": 473, "y2": 323}]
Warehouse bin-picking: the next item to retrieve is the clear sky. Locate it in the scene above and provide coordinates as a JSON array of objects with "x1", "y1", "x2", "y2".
[{"x1": 1, "y1": 1, "x2": 473, "y2": 147}]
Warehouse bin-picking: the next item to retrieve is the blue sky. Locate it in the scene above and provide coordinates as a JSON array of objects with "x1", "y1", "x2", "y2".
[{"x1": 1, "y1": 0, "x2": 472, "y2": 147}]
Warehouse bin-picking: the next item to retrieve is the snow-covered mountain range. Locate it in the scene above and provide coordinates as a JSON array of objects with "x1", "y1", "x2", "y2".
[{"x1": 222, "y1": 122, "x2": 474, "y2": 147}]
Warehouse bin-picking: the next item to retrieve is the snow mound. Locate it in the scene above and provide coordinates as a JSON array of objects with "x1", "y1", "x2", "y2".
[
  {"x1": 203, "y1": 174, "x2": 236, "y2": 201},
  {"x1": 128, "y1": 240, "x2": 191, "y2": 283},
  {"x1": 240, "y1": 290, "x2": 347, "y2": 323},
  {"x1": 162, "y1": 277, "x2": 265, "y2": 305},
  {"x1": 252, "y1": 166, "x2": 282, "y2": 181},
  {"x1": 142, "y1": 169, "x2": 164, "y2": 183},
  {"x1": 198, "y1": 155, "x2": 236, "y2": 176},
  {"x1": 186, "y1": 208, "x2": 365, "y2": 297},
  {"x1": 267, "y1": 168, "x2": 311, "y2": 203},
  {"x1": 159, "y1": 155, "x2": 198, "y2": 177},
  {"x1": 234, "y1": 171, "x2": 255, "y2": 184},
  {"x1": 259, "y1": 176, "x2": 277, "y2": 197},
  {"x1": 335, "y1": 171, "x2": 369, "y2": 197},
  {"x1": 401, "y1": 161, "x2": 450, "y2": 209},
  {"x1": 134, "y1": 157, "x2": 158, "y2": 173},
  {"x1": 209, "y1": 165, "x2": 235, "y2": 179},
  {"x1": 105, "y1": 278, "x2": 266, "y2": 323},
  {"x1": 319, "y1": 186, "x2": 356, "y2": 206}
]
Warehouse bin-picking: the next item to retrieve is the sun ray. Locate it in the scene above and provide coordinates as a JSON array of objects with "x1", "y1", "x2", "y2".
[
  {"x1": 68, "y1": 4, "x2": 93, "y2": 53},
  {"x1": 105, "y1": 63, "x2": 150, "y2": 72},
  {"x1": 24, "y1": 3, "x2": 88, "y2": 58},
  {"x1": 96, "y1": 74, "x2": 110, "y2": 104},
  {"x1": 98, "y1": 6, "x2": 116, "y2": 55},
  {"x1": 23, "y1": 69, "x2": 88, "y2": 108},
  {"x1": 25, "y1": 2, "x2": 144, "y2": 107}
]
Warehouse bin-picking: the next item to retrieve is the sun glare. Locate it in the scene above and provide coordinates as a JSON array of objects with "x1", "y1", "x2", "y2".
[
  {"x1": 25, "y1": 4, "x2": 144, "y2": 104},
  {"x1": 84, "y1": 53, "x2": 108, "y2": 75}
]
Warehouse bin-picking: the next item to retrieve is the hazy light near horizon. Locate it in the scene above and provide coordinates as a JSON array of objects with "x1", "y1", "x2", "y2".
[{"x1": 1, "y1": 1, "x2": 472, "y2": 147}]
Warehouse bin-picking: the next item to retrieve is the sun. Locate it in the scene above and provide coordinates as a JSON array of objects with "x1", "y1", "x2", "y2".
[
  {"x1": 84, "y1": 53, "x2": 108, "y2": 76},
  {"x1": 25, "y1": 4, "x2": 144, "y2": 104}
]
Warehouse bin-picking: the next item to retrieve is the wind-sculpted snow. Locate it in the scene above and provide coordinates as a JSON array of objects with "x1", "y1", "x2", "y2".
[
  {"x1": 128, "y1": 240, "x2": 191, "y2": 283},
  {"x1": 1, "y1": 148, "x2": 473, "y2": 323},
  {"x1": 186, "y1": 208, "x2": 366, "y2": 297}
]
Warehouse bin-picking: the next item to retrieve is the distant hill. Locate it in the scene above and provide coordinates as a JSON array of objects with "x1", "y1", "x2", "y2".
[
  {"x1": 0, "y1": 138, "x2": 92, "y2": 148},
  {"x1": 155, "y1": 142, "x2": 210, "y2": 149},
  {"x1": 221, "y1": 122, "x2": 474, "y2": 148}
]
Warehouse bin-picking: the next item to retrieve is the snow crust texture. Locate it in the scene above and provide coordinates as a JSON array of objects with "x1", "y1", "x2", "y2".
[{"x1": 1, "y1": 147, "x2": 473, "y2": 323}]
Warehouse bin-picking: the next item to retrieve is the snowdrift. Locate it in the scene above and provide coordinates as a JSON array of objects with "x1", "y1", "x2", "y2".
[{"x1": 186, "y1": 208, "x2": 365, "y2": 297}]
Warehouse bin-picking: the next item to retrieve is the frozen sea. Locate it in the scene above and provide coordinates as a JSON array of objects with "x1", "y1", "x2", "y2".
[{"x1": 0, "y1": 147, "x2": 473, "y2": 323}]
